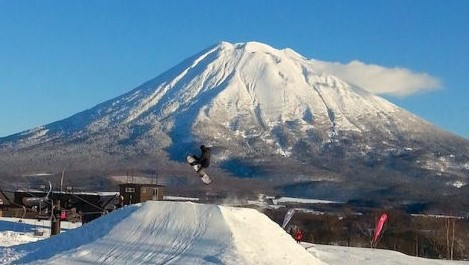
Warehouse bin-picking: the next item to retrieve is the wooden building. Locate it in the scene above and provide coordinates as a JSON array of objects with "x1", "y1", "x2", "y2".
[{"x1": 119, "y1": 183, "x2": 164, "y2": 205}]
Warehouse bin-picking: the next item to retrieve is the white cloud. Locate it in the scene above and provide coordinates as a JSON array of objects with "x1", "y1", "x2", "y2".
[{"x1": 313, "y1": 60, "x2": 441, "y2": 97}]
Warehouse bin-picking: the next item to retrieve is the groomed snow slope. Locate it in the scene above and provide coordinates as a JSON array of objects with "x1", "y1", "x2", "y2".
[{"x1": 7, "y1": 201, "x2": 324, "y2": 265}]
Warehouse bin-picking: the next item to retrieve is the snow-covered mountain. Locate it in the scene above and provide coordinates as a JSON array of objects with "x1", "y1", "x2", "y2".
[
  {"x1": 0, "y1": 42, "x2": 450, "y2": 148},
  {"x1": 1, "y1": 41, "x2": 468, "y2": 207}
]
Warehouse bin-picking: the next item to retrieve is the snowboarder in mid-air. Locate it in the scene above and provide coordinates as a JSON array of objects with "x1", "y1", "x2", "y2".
[
  {"x1": 190, "y1": 145, "x2": 211, "y2": 173},
  {"x1": 186, "y1": 145, "x2": 212, "y2": 184}
]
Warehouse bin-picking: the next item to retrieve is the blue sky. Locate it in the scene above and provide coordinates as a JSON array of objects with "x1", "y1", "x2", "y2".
[{"x1": 1, "y1": 1, "x2": 468, "y2": 139}]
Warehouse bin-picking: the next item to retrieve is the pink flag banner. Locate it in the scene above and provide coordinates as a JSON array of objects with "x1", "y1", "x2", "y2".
[{"x1": 372, "y1": 213, "x2": 388, "y2": 246}]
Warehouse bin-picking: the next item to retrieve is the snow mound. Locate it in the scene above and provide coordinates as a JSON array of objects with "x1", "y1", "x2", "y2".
[{"x1": 6, "y1": 201, "x2": 323, "y2": 265}]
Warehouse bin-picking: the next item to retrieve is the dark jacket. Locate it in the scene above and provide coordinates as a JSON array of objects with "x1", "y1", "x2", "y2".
[{"x1": 197, "y1": 145, "x2": 211, "y2": 168}]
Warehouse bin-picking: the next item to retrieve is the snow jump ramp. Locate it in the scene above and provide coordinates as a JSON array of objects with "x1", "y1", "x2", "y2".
[{"x1": 12, "y1": 201, "x2": 325, "y2": 264}]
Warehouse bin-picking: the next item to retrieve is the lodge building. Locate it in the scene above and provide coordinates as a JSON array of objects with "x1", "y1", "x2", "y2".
[{"x1": 118, "y1": 183, "x2": 165, "y2": 206}]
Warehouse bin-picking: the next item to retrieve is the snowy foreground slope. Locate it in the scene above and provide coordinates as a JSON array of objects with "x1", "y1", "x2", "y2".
[
  {"x1": 1, "y1": 201, "x2": 468, "y2": 265},
  {"x1": 1, "y1": 201, "x2": 322, "y2": 265}
]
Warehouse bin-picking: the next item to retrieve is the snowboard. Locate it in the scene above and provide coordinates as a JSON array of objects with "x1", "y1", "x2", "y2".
[{"x1": 186, "y1": 155, "x2": 212, "y2": 184}]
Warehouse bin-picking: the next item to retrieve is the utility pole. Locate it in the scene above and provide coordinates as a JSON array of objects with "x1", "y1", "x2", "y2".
[
  {"x1": 50, "y1": 199, "x2": 61, "y2": 236},
  {"x1": 415, "y1": 233, "x2": 419, "y2": 257}
]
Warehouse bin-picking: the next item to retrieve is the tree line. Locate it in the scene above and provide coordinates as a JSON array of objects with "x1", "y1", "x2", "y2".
[{"x1": 266, "y1": 207, "x2": 469, "y2": 260}]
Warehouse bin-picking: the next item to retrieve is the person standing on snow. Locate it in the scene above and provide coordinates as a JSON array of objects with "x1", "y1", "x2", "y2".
[{"x1": 294, "y1": 228, "x2": 304, "y2": 243}]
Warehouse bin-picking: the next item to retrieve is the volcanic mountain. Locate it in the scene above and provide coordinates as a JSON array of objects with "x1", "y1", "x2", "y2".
[{"x1": 1, "y1": 41, "x2": 468, "y2": 209}]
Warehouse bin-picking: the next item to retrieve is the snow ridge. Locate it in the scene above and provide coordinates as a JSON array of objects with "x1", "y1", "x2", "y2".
[{"x1": 7, "y1": 201, "x2": 322, "y2": 265}]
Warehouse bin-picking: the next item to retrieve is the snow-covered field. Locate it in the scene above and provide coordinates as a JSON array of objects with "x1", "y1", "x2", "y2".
[
  {"x1": 0, "y1": 201, "x2": 467, "y2": 265},
  {"x1": 0, "y1": 217, "x2": 81, "y2": 247}
]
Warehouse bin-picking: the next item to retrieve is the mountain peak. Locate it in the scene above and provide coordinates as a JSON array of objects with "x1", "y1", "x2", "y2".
[
  {"x1": 214, "y1": 41, "x2": 305, "y2": 61},
  {"x1": 0, "y1": 41, "x2": 444, "y2": 150},
  {"x1": 217, "y1": 40, "x2": 275, "y2": 51},
  {"x1": 235, "y1": 41, "x2": 278, "y2": 52}
]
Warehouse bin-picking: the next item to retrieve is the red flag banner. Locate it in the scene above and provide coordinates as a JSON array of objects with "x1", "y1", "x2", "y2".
[{"x1": 372, "y1": 213, "x2": 388, "y2": 246}]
